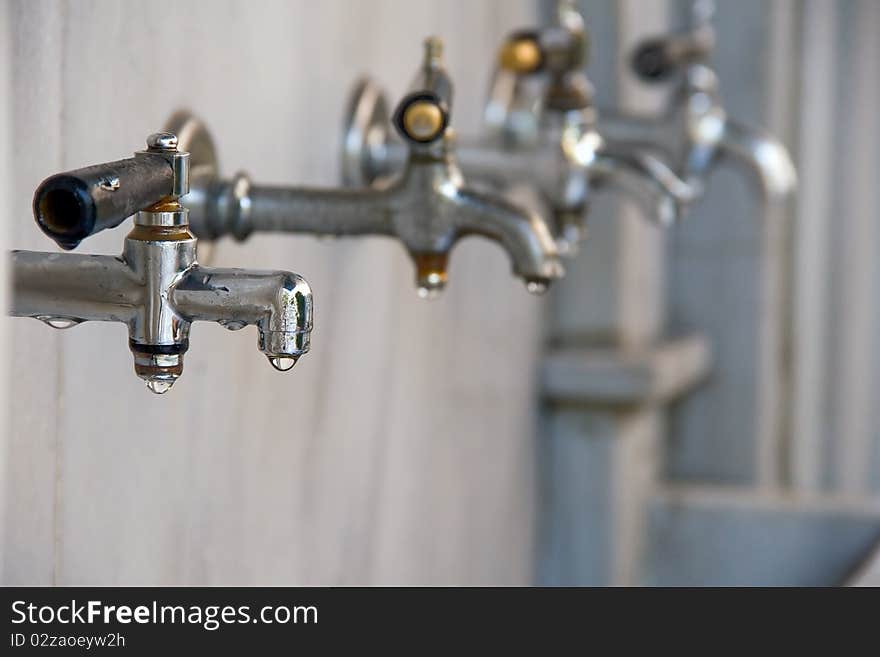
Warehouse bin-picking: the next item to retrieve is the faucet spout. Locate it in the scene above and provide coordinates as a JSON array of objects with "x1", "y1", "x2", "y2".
[
  {"x1": 591, "y1": 140, "x2": 697, "y2": 227},
  {"x1": 453, "y1": 183, "x2": 564, "y2": 292},
  {"x1": 718, "y1": 118, "x2": 798, "y2": 201},
  {"x1": 172, "y1": 267, "x2": 313, "y2": 369},
  {"x1": 605, "y1": 19, "x2": 798, "y2": 205},
  {"x1": 601, "y1": 108, "x2": 797, "y2": 204},
  {"x1": 386, "y1": 135, "x2": 563, "y2": 296}
]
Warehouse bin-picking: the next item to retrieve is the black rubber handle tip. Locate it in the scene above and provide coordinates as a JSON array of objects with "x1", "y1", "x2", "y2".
[
  {"x1": 33, "y1": 174, "x2": 98, "y2": 248},
  {"x1": 631, "y1": 41, "x2": 674, "y2": 81}
]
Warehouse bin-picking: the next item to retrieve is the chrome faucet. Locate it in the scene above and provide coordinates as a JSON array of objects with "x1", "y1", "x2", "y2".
[
  {"x1": 599, "y1": 0, "x2": 797, "y2": 200},
  {"x1": 10, "y1": 132, "x2": 314, "y2": 394},
  {"x1": 344, "y1": 4, "x2": 695, "y2": 255},
  {"x1": 185, "y1": 37, "x2": 563, "y2": 298}
]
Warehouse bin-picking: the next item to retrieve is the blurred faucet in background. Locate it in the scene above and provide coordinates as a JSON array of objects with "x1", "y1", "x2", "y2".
[
  {"x1": 599, "y1": 0, "x2": 797, "y2": 201},
  {"x1": 187, "y1": 38, "x2": 563, "y2": 298},
  {"x1": 346, "y1": 1, "x2": 696, "y2": 256}
]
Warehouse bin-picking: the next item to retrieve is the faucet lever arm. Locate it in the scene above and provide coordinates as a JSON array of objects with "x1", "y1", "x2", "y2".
[
  {"x1": 33, "y1": 133, "x2": 190, "y2": 250},
  {"x1": 631, "y1": 28, "x2": 715, "y2": 82},
  {"x1": 631, "y1": 0, "x2": 716, "y2": 82}
]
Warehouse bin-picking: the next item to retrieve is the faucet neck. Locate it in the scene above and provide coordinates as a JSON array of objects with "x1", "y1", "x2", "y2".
[
  {"x1": 126, "y1": 198, "x2": 196, "y2": 272},
  {"x1": 135, "y1": 197, "x2": 189, "y2": 227}
]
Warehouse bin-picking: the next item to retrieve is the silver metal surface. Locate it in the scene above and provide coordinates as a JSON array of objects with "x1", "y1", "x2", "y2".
[
  {"x1": 9, "y1": 133, "x2": 313, "y2": 394},
  {"x1": 135, "y1": 133, "x2": 190, "y2": 199},
  {"x1": 164, "y1": 110, "x2": 221, "y2": 265},
  {"x1": 186, "y1": 38, "x2": 563, "y2": 296},
  {"x1": 146, "y1": 132, "x2": 179, "y2": 151}
]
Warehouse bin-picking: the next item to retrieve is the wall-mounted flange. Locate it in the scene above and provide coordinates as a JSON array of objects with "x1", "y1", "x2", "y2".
[{"x1": 340, "y1": 78, "x2": 393, "y2": 187}]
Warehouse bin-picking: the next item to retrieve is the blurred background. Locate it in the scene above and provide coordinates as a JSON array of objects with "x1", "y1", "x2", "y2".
[{"x1": 0, "y1": 0, "x2": 877, "y2": 585}]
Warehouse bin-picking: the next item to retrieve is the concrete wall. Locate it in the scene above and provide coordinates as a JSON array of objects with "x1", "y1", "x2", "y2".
[{"x1": 0, "y1": 0, "x2": 541, "y2": 586}]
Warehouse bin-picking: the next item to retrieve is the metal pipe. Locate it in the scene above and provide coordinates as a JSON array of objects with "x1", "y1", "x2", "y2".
[
  {"x1": 190, "y1": 174, "x2": 393, "y2": 240},
  {"x1": 594, "y1": 113, "x2": 668, "y2": 154},
  {"x1": 10, "y1": 250, "x2": 139, "y2": 324}
]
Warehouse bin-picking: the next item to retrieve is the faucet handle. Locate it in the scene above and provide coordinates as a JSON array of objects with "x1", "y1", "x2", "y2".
[
  {"x1": 490, "y1": 4, "x2": 591, "y2": 117},
  {"x1": 33, "y1": 132, "x2": 190, "y2": 249},
  {"x1": 392, "y1": 37, "x2": 452, "y2": 145},
  {"x1": 631, "y1": 30, "x2": 715, "y2": 82},
  {"x1": 393, "y1": 91, "x2": 449, "y2": 145},
  {"x1": 494, "y1": 0, "x2": 587, "y2": 78},
  {"x1": 630, "y1": 1, "x2": 716, "y2": 82},
  {"x1": 497, "y1": 30, "x2": 545, "y2": 76}
]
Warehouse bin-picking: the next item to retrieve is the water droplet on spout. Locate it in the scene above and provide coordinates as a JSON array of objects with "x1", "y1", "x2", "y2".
[
  {"x1": 557, "y1": 220, "x2": 584, "y2": 256},
  {"x1": 525, "y1": 279, "x2": 549, "y2": 295},
  {"x1": 413, "y1": 253, "x2": 448, "y2": 301},
  {"x1": 37, "y1": 316, "x2": 80, "y2": 329},
  {"x1": 417, "y1": 285, "x2": 442, "y2": 300},
  {"x1": 145, "y1": 379, "x2": 175, "y2": 395},
  {"x1": 415, "y1": 271, "x2": 446, "y2": 300},
  {"x1": 556, "y1": 239, "x2": 578, "y2": 257},
  {"x1": 269, "y1": 355, "x2": 299, "y2": 372}
]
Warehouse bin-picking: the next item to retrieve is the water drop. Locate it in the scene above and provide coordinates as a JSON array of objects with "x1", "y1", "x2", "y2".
[
  {"x1": 38, "y1": 316, "x2": 80, "y2": 329},
  {"x1": 556, "y1": 237, "x2": 579, "y2": 257},
  {"x1": 526, "y1": 279, "x2": 549, "y2": 295},
  {"x1": 269, "y1": 355, "x2": 298, "y2": 372},
  {"x1": 417, "y1": 286, "x2": 442, "y2": 300},
  {"x1": 145, "y1": 379, "x2": 174, "y2": 395},
  {"x1": 220, "y1": 319, "x2": 247, "y2": 331},
  {"x1": 415, "y1": 265, "x2": 446, "y2": 300}
]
